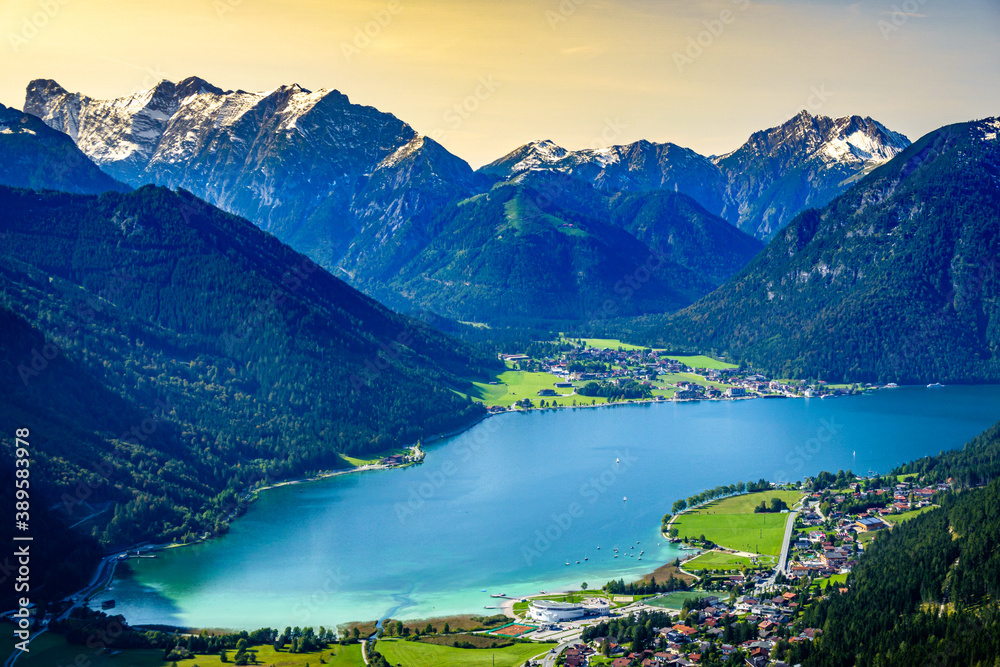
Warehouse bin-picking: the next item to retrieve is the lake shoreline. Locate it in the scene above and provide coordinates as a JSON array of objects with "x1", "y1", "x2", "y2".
[{"x1": 89, "y1": 385, "x2": 1000, "y2": 633}]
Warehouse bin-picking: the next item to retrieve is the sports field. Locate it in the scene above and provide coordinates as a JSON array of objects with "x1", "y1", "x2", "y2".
[{"x1": 490, "y1": 622, "x2": 537, "y2": 637}]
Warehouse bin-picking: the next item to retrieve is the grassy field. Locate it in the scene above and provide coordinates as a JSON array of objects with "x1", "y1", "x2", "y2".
[
  {"x1": 664, "y1": 355, "x2": 738, "y2": 370},
  {"x1": 568, "y1": 337, "x2": 653, "y2": 351},
  {"x1": 470, "y1": 369, "x2": 589, "y2": 408},
  {"x1": 883, "y1": 506, "x2": 938, "y2": 524},
  {"x1": 0, "y1": 633, "x2": 365, "y2": 667},
  {"x1": 659, "y1": 371, "x2": 732, "y2": 391},
  {"x1": 377, "y1": 638, "x2": 555, "y2": 667},
  {"x1": 896, "y1": 473, "x2": 919, "y2": 482},
  {"x1": 857, "y1": 530, "x2": 880, "y2": 544},
  {"x1": 1, "y1": 632, "x2": 166, "y2": 667},
  {"x1": 811, "y1": 572, "x2": 849, "y2": 592},
  {"x1": 163, "y1": 643, "x2": 363, "y2": 667},
  {"x1": 683, "y1": 551, "x2": 774, "y2": 572},
  {"x1": 340, "y1": 447, "x2": 409, "y2": 467},
  {"x1": 672, "y1": 491, "x2": 805, "y2": 556},
  {"x1": 644, "y1": 590, "x2": 716, "y2": 609}
]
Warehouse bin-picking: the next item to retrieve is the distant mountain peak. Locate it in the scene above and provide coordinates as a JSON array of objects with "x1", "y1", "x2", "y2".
[
  {"x1": 712, "y1": 110, "x2": 911, "y2": 237},
  {"x1": 0, "y1": 102, "x2": 128, "y2": 194}
]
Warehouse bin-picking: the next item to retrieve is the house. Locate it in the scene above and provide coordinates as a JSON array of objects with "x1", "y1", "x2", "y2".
[
  {"x1": 856, "y1": 516, "x2": 888, "y2": 532},
  {"x1": 672, "y1": 624, "x2": 699, "y2": 638}
]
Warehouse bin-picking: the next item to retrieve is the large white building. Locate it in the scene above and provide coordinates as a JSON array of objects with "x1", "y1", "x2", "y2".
[{"x1": 528, "y1": 598, "x2": 610, "y2": 623}]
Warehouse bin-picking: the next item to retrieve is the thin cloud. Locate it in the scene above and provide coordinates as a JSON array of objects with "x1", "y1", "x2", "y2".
[{"x1": 560, "y1": 45, "x2": 608, "y2": 57}]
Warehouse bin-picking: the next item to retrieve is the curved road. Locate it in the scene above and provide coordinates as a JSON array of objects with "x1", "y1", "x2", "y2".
[{"x1": 539, "y1": 634, "x2": 581, "y2": 667}]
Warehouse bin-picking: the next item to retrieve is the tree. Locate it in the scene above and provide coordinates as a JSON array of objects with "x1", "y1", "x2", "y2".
[
  {"x1": 234, "y1": 643, "x2": 250, "y2": 665},
  {"x1": 443, "y1": 622, "x2": 450, "y2": 634},
  {"x1": 581, "y1": 582, "x2": 588, "y2": 590}
]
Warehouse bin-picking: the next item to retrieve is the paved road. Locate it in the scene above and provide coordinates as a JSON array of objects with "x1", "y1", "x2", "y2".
[
  {"x1": 757, "y1": 510, "x2": 798, "y2": 593},
  {"x1": 539, "y1": 633, "x2": 581, "y2": 667},
  {"x1": 776, "y1": 510, "x2": 798, "y2": 575}
]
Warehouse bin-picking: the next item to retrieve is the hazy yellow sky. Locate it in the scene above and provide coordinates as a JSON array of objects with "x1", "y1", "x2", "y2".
[{"x1": 2, "y1": 0, "x2": 998, "y2": 166}]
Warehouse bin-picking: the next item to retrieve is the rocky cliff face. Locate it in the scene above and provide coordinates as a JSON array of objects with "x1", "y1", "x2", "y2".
[
  {"x1": 481, "y1": 111, "x2": 911, "y2": 240},
  {"x1": 713, "y1": 110, "x2": 912, "y2": 238},
  {"x1": 24, "y1": 77, "x2": 477, "y2": 269}
]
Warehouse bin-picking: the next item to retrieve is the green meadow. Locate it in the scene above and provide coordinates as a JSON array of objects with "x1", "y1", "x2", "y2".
[
  {"x1": 376, "y1": 638, "x2": 555, "y2": 667},
  {"x1": 470, "y1": 369, "x2": 587, "y2": 408},
  {"x1": 682, "y1": 551, "x2": 774, "y2": 572},
  {"x1": 664, "y1": 355, "x2": 738, "y2": 370},
  {"x1": 672, "y1": 491, "x2": 805, "y2": 556}
]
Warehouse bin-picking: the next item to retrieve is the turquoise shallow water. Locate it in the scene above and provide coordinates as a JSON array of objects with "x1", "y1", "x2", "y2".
[{"x1": 98, "y1": 386, "x2": 1000, "y2": 629}]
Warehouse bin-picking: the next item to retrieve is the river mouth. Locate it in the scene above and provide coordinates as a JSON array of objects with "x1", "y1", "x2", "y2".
[{"x1": 94, "y1": 386, "x2": 1000, "y2": 629}]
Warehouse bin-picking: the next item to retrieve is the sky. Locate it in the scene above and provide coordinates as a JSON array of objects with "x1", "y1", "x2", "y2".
[{"x1": 1, "y1": 0, "x2": 998, "y2": 167}]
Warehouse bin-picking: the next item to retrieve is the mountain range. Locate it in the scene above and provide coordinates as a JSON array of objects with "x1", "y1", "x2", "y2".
[
  {"x1": 618, "y1": 117, "x2": 1000, "y2": 383},
  {"x1": 21, "y1": 77, "x2": 912, "y2": 323},
  {"x1": 23, "y1": 77, "x2": 482, "y2": 272},
  {"x1": 0, "y1": 183, "x2": 492, "y2": 553},
  {"x1": 0, "y1": 102, "x2": 128, "y2": 195},
  {"x1": 481, "y1": 111, "x2": 911, "y2": 238},
  {"x1": 9, "y1": 75, "x2": 996, "y2": 383}
]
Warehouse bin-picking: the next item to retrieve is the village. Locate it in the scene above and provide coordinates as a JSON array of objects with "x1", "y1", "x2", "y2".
[
  {"x1": 506, "y1": 474, "x2": 948, "y2": 667},
  {"x1": 486, "y1": 341, "x2": 882, "y2": 413}
]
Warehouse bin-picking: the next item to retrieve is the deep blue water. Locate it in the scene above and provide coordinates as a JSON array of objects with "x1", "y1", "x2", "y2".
[{"x1": 97, "y1": 386, "x2": 1000, "y2": 629}]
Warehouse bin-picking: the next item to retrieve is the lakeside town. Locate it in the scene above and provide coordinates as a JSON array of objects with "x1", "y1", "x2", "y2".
[
  {"x1": 483, "y1": 340, "x2": 896, "y2": 413},
  {"x1": 408, "y1": 473, "x2": 952, "y2": 667}
]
